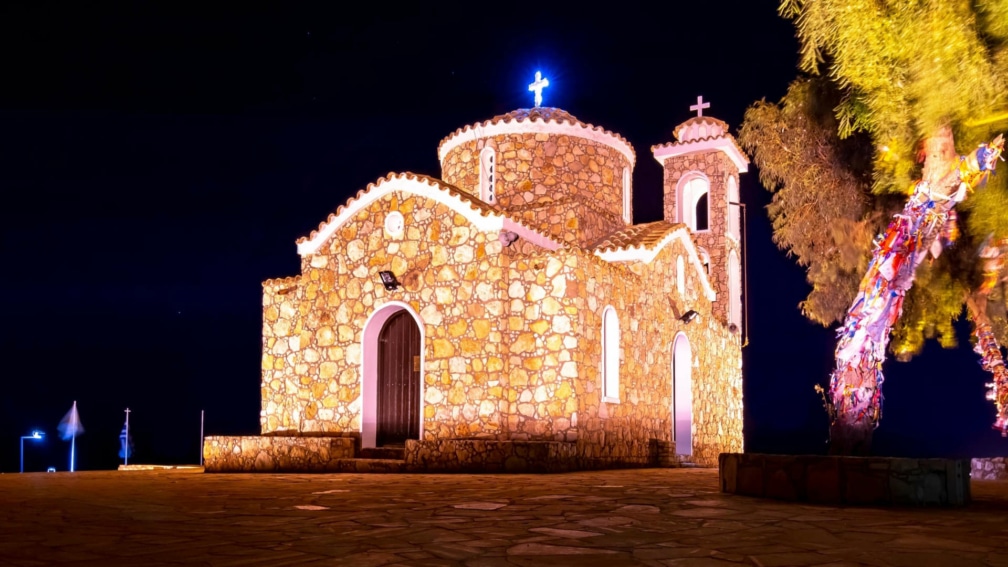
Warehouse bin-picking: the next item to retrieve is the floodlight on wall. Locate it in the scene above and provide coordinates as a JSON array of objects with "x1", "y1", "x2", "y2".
[
  {"x1": 680, "y1": 309, "x2": 700, "y2": 324},
  {"x1": 378, "y1": 270, "x2": 400, "y2": 291}
]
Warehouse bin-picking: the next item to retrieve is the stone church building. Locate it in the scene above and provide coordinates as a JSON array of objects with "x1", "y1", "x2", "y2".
[{"x1": 204, "y1": 89, "x2": 747, "y2": 473}]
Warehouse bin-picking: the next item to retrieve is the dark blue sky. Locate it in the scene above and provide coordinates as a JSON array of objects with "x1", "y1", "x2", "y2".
[{"x1": 1, "y1": 3, "x2": 1002, "y2": 472}]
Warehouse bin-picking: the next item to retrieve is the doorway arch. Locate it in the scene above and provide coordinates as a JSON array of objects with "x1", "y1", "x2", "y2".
[
  {"x1": 362, "y1": 301, "x2": 425, "y2": 448},
  {"x1": 672, "y1": 332, "x2": 693, "y2": 456}
]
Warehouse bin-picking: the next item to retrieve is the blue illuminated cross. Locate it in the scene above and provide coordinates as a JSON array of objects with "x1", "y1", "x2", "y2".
[{"x1": 528, "y1": 71, "x2": 549, "y2": 108}]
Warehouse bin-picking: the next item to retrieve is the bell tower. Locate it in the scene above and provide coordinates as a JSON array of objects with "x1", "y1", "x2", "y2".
[{"x1": 651, "y1": 96, "x2": 749, "y2": 331}]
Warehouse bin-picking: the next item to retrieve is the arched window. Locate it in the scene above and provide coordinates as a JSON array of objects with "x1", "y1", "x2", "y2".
[
  {"x1": 479, "y1": 147, "x2": 496, "y2": 203},
  {"x1": 622, "y1": 167, "x2": 631, "y2": 224},
  {"x1": 672, "y1": 333, "x2": 692, "y2": 456},
  {"x1": 601, "y1": 306, "x2": 620, "y2": 403},
  {"x1": 728, "y1": 176, "x2": 740, "y2": 241},
  {"x1": 678, "y1": 175, "x2": 709, "y2": 232}
]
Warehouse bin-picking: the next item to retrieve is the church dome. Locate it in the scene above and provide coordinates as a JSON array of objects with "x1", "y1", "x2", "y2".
[
  {"x1": 673, "y1": 115, "x2": 730, "y2": 143},
  {"x1": 487, "y1": 106, "x2": 581, "y2": 125},
  {"x1": 437, "y1": 107, "x2": 636, "y2": 248},
  {"x1": 437, "y1": 107, "x2": 634, "y2": 165}
]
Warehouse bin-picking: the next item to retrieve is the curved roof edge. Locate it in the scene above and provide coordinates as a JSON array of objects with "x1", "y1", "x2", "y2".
[
  {"x1": 651, "y1": 134, "x2": 749, "y2": 173},
  {"x1": 438, "y1": 108, "x2": 636, "y2": 166},
  {"x1": 593, "y1": 222, "x2": 716, "y2": 301},
  {"x1": 296, "y1": 172, "x2": 561, "y2": 256}
]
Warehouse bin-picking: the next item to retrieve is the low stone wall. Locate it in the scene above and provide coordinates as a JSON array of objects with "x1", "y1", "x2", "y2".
[
  {"x1": 719, "y1": 453, "x2": 971, "y2": 506},
  {"x1": 203, "y1": 436, "x2": 355, "y2": 473},
  {"x1": 972, "y1": 457, "x2": 1008, "y2": 480},
  {"x1": 405, "y1": 439, "x2": 577, "y2": 473}
]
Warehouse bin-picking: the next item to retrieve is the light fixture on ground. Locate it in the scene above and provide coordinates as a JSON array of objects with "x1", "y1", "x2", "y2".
[
  {"x1": 20, "y1": 430, "x2": 44, "y2": 473},
  {"x1": 378, "y1": 270, "x2": 400, "y2": 291},
  {"x1": 680, "y1": 309, "x2": 700, "y2": 324}
]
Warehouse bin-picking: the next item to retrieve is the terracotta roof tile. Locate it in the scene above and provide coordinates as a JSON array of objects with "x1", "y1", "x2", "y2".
[
  {"x1": 591, "y1": 221, "x2": 686, "y2": 254},
  {"x1": 262, "y1": 275, "x2": 301, "y2": 288}
]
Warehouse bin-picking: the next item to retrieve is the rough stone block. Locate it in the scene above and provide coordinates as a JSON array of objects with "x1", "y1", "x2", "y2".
[{"x1": 719, "y1": 453, "x2": 970, "y2": 506}]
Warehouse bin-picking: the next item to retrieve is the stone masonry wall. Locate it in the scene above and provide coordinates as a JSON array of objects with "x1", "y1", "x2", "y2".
[
  {"x1": 567, "y1": 240, "x2": 743, "y2": 468},
  {"x1": 661, "y1": 152, "x2": 741, "y2": 326},
  {"x1": 261, "y1": 190, "x2": 512, "y2": 439},
  {"x1": 972, "y1": 457, "x2": 1008, "y2": 480},
  {"x1": 203, "y1": 435, "x2": 355, "y2": 472},
  {"x1": 498, "y1": 249, "x2": 581, "y2": 442},
  {"x1": 440, "y1": 132, "x2": 632, "y2": 248},
  {"x1": 721, "y1": 453, "x2": 971, "y2": 506},
  {"x1": 506, "y1": 197, "x2": 622, "y2": 252},
  {"x1": 404, "y1": 439, "x2": 577, "y2": 473}
]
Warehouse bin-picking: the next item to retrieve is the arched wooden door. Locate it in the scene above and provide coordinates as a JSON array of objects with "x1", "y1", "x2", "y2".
[{"x1": 376, "y1": 310, "x2": 421, "y2": 446}]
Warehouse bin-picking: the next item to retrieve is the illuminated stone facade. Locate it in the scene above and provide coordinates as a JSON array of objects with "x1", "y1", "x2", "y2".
[{"x1": 217, "y1": 106, "x2": 749, "y2": 471}]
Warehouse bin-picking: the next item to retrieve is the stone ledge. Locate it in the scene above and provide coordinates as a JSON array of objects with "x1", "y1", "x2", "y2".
[
  {"x1": 719, "y1": 453, "x2": 971, "y2": 506},
  {"x1": 972, "y1": 457, "x2": 1008, "y2": 480},
  {"x1": 405, "y1": 439, "x2": 577, "y2": 473},
  {"x1": 203, "y1": 436, "x2": 356, "y2": 473}
]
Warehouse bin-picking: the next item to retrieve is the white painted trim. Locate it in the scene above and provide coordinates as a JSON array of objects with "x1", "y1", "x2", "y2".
[
  {"x1": 440, "y1": 119, "x2": 636, "y2": 166},
  {"x1": 652, "y1": 137, "x2": 749, "y2": 173},
  {"x1": 361, "y1": 301, "x2": 425, "y2": 449},
  {"x1": 594, "y1": 226, "x2": 717, "y2": 301},
  {"x1": 297, "y1": 175, "x2": 561, "y2": 255},
  {"x1": 479, "y1": 146, "x2": 496, "y2": 204}
]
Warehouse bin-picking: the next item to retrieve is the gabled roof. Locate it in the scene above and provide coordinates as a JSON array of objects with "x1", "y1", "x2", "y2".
[
  {"x1": 296, "y1": 172, "x2": 562, "y2": 256},
  {"x1": 592, "y1": 221, "x2": 716, "y2": 301},
  {"x1": 651, "y1": 115, "x2": 749, "y2": 173},
  {"x1": 438, "y1": 107, "x2": 636, "y2": 166}
]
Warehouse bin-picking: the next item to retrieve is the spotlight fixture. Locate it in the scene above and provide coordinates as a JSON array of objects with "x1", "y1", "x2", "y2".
[
  {"x1": 378, "y1": 270, "x2": 400, "y2": 291},
  {"x1": 680, "y1": 309, "x2": 700, "y2": 324}
]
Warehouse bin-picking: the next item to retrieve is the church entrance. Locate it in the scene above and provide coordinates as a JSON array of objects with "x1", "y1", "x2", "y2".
[{"x1": 376, "y1": 310, "x2": 421, "y2": 447}]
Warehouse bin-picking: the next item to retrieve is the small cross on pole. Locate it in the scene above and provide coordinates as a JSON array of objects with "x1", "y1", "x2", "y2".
[
  {"x1": 528, "y1": 71, "x2": 549, "y2": 108},
  {"x1": 690, "y1": 95, "x2": 710, "y2": 117}
]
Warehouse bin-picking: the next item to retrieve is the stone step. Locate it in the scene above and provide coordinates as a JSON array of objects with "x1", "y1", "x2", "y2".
[
  {"x1": 358, "y1": 447, "x2": 406, "y2": 460},
  {"x1": 332, "y1": 458, "x2": 406, "y2": 473}
]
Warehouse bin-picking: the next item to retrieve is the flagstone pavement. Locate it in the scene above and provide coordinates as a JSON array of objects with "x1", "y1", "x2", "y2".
[{"x1": 1, "y1": 467, "x2": 1007, "y2": 566}]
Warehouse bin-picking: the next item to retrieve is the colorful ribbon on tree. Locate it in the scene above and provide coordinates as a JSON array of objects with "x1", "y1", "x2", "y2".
[{"x1": 825, "y1": 135, "x2": 1005, "y2": 432}]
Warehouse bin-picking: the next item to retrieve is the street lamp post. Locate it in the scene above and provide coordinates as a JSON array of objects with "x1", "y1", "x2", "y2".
[{"x1": 20, "y1": 430, "x2": 45, "y2": 473}]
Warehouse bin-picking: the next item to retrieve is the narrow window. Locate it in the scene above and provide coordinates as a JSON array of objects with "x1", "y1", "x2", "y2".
[
  {"x1": 602, "y1": 306, "x2": 620, "y2": 403},
  {"x1": 479, "y1": 147, "x2": 496, "y2": 203}
]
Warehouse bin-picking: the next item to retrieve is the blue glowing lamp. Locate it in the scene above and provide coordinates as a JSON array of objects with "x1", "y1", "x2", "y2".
[{"x1": 20, "y1": 430, "x2": 45, "y2": 473}]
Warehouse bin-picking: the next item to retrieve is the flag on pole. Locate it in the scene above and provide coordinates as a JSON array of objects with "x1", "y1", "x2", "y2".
[
  {"x1": 58, "y1": 401, "x2": 84, "y2": 472},
  {"x1": 118, "y1": 423, "x2": 133, "y2": 461}
]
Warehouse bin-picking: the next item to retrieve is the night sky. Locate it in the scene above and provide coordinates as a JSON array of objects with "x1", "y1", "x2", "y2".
[{"x1": 2, "y1": 3, "x2": 1004, "y2": 473}]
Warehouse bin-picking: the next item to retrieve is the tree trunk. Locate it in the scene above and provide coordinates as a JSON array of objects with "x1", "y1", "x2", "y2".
[
  {"x1": 828, "y1": 418, "x2": 874, "y2": 455},
  {"x1": 825, "y1": 126, "x2": 958, "y2": 455}
]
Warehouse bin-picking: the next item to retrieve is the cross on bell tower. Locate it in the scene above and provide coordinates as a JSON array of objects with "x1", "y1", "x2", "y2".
[
  {"x1": 689, "y1": 95, "x2": 710, "y2": 117},
  {"x1": 528, "y1": 71, "x2": 549, "y2": 108}
]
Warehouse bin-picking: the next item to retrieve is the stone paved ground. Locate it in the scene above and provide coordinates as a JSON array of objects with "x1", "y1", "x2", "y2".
[{"x1": 1, "y1": 468, "x2": 1007, "y2": 566}]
